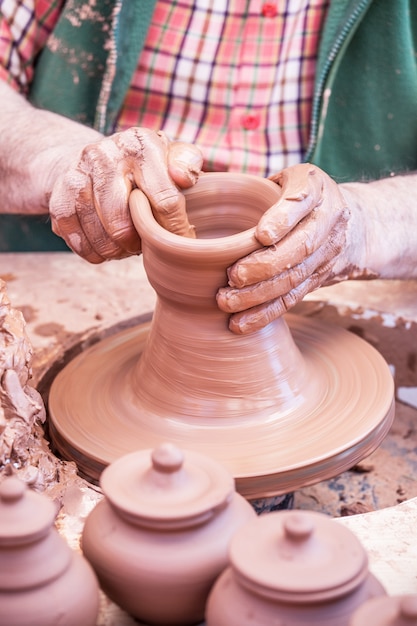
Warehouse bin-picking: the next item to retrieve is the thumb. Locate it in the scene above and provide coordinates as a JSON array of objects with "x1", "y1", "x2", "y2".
[
  {"x1": 167, "y1": 141, "x2": 203, "y2": 188},
  {"x1": 257, "y1": 163, "x2": 323, "y2": 245},
  {"x1": 128, "y1": 129, "x2": 196, "y2": 238}
]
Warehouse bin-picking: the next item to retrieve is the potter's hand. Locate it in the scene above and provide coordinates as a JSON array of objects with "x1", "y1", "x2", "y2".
[
  {"x1": 49, "y1": 128, "x2": 203, "y2": 263},
  {"x1": 217, "y1": 163, "x2": 352, "y2": 334}
]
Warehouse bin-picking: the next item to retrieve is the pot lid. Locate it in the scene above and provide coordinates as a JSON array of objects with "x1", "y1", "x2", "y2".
[
  {"x1": 0, "y1": 476, "x2": 57, "y2": 545},
  {"x1": 230, "y1": 510, "x2": 369, "y2": 603},
  {"x1": 100, "y1": 443, "x2": 235, "y2": 529},
  {"x1": 351, "y1": 595, "x2": 417, "y2": 626}
]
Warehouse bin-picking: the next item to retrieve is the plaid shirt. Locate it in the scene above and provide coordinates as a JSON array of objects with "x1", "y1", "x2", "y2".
[{"x1": 0, "y1": 0, "x2": 329, "y2": 176}]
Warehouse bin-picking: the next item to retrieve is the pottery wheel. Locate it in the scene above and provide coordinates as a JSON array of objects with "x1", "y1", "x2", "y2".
[{"x1": 48, "y1": 313, "x2": 394, "y2": 500}]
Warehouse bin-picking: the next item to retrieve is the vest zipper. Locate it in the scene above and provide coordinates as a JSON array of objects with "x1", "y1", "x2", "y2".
[{"x1": 305, "y1": 0, "x2": 372, "y2": 162}]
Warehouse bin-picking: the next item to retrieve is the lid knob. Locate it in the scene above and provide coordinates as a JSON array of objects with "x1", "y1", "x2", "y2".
[
  {"x1": 151, "y1": 443, "x2": 184, "y2": 473},
  {"x1": 0, "y1": 476, "x2": 26, "y2": 503},
  {"x1": 283, "y1": 513, "x2": 315, "y2": 542}
]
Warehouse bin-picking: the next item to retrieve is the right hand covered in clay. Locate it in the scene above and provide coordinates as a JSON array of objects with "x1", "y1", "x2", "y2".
[
  {"x1": 217, "y1": 163, "x2": 371, "y2": 334},
  {"x1": 49, "y1": 128, "x2": 203, "y2": 263}
]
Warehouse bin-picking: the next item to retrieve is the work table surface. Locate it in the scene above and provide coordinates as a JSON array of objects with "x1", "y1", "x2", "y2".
[{"x1": 2, "y1": 252, "x2": 417, "y2": 622}]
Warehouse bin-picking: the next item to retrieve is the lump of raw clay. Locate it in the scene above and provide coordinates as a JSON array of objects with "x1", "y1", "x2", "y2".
[
  {"x1": 0, "y1": 279, "x2": 96, "y2": 509},
  {"x1": 0, "y1": 279, "x2": 45, "y2": 466}
]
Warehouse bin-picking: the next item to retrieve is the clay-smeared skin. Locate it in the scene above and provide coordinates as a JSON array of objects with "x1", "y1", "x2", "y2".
[
  {"x1": 50, "y1": 128, "x2": 202, "y2": 263},
  {"x1": 217, "y1": 163, "x2": 353, "y2": 334},
  {"x1": 0, "y1": 280, "x2": 45, "y2": 465}
]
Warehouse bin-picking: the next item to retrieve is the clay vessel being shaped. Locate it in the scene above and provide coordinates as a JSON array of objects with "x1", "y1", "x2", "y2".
[
  {"x1": 350, "y1": 594, "x2": 417, "y2": 626},
  {"x1": 0, "y1": 475, "x2": 99, "y2": 626},
  {"x1": 130, "y1": 171, "x2": 309, "y2": 421},
  {"x1": 81, "y1": 442, "x2": 256, "y2": 625},
  {"x1": 48, "y1": 171, "x2": 394, "y2": 499},
  {"x1": 205, "y1": 509, "x2": 386, "y2": 626}
]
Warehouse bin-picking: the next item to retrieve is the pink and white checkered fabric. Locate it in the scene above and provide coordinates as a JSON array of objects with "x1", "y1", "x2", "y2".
[
  {"x1": 118, "y1": 0, "x2": 329, "y2": 175},
  {"x1": 0, "y1": 0, "x2": 64, "y2": 91},
  {"x1": 0, "y1": 0, "x2": 329, "y2": 176}
]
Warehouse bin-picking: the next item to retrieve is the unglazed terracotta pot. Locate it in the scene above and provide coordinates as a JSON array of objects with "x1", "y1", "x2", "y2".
[
  {"x1": 81, "y1": 443, "x2": 256, "y2": 625},
  {"x1": 129, "y1": 171, "x2": 309, "y2": 420},
  {"x1": 0, "y1": 476, "x2": 99, "y2": 626},
  {"x1": 350, "y1": 594, "x2": 417, "y2": 625},
  {"x1": 205, "y1": 509, "x2": 386, "y2": 626}
]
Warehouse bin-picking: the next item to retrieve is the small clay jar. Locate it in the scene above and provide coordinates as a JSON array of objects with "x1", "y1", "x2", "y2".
[
  {"x1": 206, "y1": 509, "x2": 386, "y2": 626},
  {"x1": 0, "y1": 476, "x2": 99, "y2": 626},
  {"x1": 81, "y1": 442, "x2": 256, "y2": 625},
  {"x1": 350, "y1": 594, "x2": 417, "y2": 625}
]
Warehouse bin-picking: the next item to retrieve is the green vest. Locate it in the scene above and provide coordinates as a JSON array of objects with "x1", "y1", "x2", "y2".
[
  {"x1": 2, "y1": 0, "x2": 416, "y2": 251},
  {"x1": 307, "y1": 0, "x2": 417, "y2": 183}
]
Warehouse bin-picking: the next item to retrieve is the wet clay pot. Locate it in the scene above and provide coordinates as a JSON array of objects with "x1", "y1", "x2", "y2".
[
  {"x1": 129, "y1": 171, "x2": 308, "y2": 421},
  {"x1": 81, "y1": 442, "x2": 256, "y2": 625},
  {"x1": 48, "y1": 171, "x2": 394, "y2": 498},
  {"x1": 350, "y1": 594, "x2": 417, "y2": 625},
  {"x1": 205, "y1": 509, "x2": 386, "y2": 626},
  {"x1": 0, "y1": 476, "x2": 99, "y2": 626}
]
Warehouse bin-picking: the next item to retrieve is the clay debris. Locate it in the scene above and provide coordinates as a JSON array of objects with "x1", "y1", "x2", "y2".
[{"x1": 0, "y1": 278, "x2": 45, "y2": 466}]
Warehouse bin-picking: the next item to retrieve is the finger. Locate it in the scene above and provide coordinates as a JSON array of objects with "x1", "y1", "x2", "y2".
[
  {"x1": 129, "y1": 188, "x2": 153, "y2": 234},
  {"x1": 81, "y1": 139, "x2": 141, "y2": 255},
  {"x1": 50, "y1": 168, "x2": 105, "y2": 264},
  {"x1": 76, "y1": 180, "x2": 136, "y2": 261},
  {"x1": 167, "y1": 141, "x2": 203, "y2": 188},
  {"x1": 227, "y1": 203, "x2": 348, "y2": 288},
  {"x1": 256, "y1": 163, "x2": 323, "y2": 246},
  {"x1": 218, "y1": 220, "x2": 346, "y2": 313},
  {"x1": 116, "y1": 128, "x2": 195, "y2": 238},
  {"x1": 228, "y1": 264, "x2": 334, "y2": 335}
]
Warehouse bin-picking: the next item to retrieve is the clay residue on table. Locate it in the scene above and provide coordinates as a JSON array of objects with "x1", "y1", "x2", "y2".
[
  {"x1": 0, "y1": 272, "x2": 16, "y2": 282},
  {"x1": 0, "y1": 278, "x2": 45, "y2": 465},
  {"x1": 293, "y1": 300, "x2": 417, "y2": 516},
  {"x1": 0, "y1": 279, "x2": 84, "y2": 498}
]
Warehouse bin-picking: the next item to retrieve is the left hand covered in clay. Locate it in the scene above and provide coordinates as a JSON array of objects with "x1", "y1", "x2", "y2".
[
  {"x1": 49, "y1": 129, "x2": 203, "y2": 263},
  {"x1": 217, "y1": 163, "x2": 351, "y2": 334}
]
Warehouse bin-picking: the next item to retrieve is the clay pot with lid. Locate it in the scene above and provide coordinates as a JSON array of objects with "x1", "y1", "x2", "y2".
[
  {"x1": 205, "y1": 509, "x2": 386, "y2": 625},
  {"x1": 0, "y1": 475, "x2": 99, "y2": 626},
  {"x1": 81, "y1": 442, "x2": 256, "y2": 625},
  {"x1": 350, "y1": 594, "x2": 417, "y2": 625}
]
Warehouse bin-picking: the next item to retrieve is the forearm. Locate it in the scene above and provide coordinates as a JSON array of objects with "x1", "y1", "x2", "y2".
[
  {"x1": 0, "y1": 81, "x2": 102, "y2": 214},
  {"x1": 339, "y1": 173, "x2": 417, "y2": 280}
]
